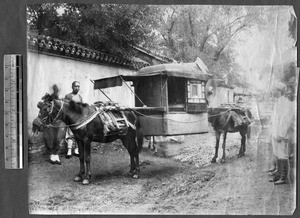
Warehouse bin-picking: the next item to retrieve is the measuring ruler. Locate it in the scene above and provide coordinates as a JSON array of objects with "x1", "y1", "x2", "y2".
[{"x1": 4, "y1": 54, "x2": 23, "y2": 169}]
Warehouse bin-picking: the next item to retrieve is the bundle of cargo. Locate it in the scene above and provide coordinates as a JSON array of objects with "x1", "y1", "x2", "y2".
[{"x1": 207, "y1": 103, "x2": 252, "y2": 127}]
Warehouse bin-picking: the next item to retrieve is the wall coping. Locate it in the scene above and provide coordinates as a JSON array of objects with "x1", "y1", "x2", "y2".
[{"x1": 27, "y1": 33, "x2": 150, "y2": 70}]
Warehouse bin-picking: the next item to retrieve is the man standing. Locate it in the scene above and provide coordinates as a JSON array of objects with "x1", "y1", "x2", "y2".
[
  {"x1": 64, "y1": 81, "x2": 83, "y2": 158},
  {"x1": 268, "y1": 82, "x2": 296, "y2": 185},
  {"x1": 32, "y1": 115, "x2": 66, "y2": 165}
]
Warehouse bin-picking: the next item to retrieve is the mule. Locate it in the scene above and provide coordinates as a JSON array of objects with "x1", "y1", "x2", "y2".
[
  {"x1": 208, "y1": 108, "x2": 252, "y2": 163},
  {"x1": 37, "y1": 89, "x2": 144, "y2": 185}
]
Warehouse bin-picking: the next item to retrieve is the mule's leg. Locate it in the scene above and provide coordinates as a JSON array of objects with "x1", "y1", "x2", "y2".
[
  {"x1": 148, "y1": 136, "x2": 157, "y2": 153},
  {"x1": 220, "y1": 132, "x2": 227, "y2": 163},
  {"x1": 44, "y1": 129, "x2": 57, "y2": 164},
  {"x1": 238, "y1": 130, "x2": 246, "y2": 158},
  {"x1": 123, "y1": 136, "x2": 140, "y2": 178},
  {"x1": 128, "y1": 152, "x2": 140, "y2": 179},
  {"x1": 129, "y1": 153, "x2": 136, "y2": 174},
  {"x1": 152, "y1": 136, "x2": 157, "y2": 154},
  {"x1": 135, "y1": 153, "x2": 140, "y2": 175},
  {"x1": 74, "y1": 140, "x2": 85, "y2": 182},
  {"x1": 82, "y1": 139, "x2": 92, "y2": 185},
  {"x1": 120, "y1": 137, "x2": 134, "y2": 176},
  {"x1": 211, "y1": 131, "x2": 221, "y2": 163},
  {"x1": 148, "y1": 136, "x2": 152, "y2": 149},
  {"x1": 52, "y1": 137, "x2": 61, "y2": 165},
  {"x1": 132, "y1": 146, "x2": 140, "y2": 179}
]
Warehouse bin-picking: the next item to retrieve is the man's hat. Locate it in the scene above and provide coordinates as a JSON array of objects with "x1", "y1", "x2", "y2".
[{"x1": 272, "y1": 82, "x2": 287, "y2": 91}]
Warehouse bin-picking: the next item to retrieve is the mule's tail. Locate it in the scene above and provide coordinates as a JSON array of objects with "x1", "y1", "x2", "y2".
[
  {"x1": 246, "y1": 109, "x2": 252, "y2": 140},
  {"x1": 247, "y1": 126, "x2": 251, "y2": 140},
  {"x1": 136, "y1": 118, "x2": 144, "y2": 152}
]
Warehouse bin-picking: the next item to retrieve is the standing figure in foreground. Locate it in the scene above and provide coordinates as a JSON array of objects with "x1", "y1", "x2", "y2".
[
  {"x1": 32, "y1": 87, "x2": 66, "y2": 165},
  {"x1": 268, "y1": 82, "x2": 296, "y2": 185},
  {"x1": 64, "y1": 81, "x2": 83, "y2": 158}
]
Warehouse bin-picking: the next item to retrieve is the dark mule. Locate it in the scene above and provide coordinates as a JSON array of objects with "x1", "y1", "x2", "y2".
[
  {"x1": 37, "y1": 91, "x2": 144, "y2": 185},
  {"x1": 208, "y1": 109, "x2": 252, "y2": 163}
]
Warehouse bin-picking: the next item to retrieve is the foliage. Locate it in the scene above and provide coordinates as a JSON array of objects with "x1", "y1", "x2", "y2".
[
  {"x1": 27, "y1": 3, "x2": 159, "y2": 57},
  {"x1": 27, "y1": 4, "x2": 278, "y2": 88},
  {"x1": 155, "y1": 5, "x2": 269, "y2": 86}
]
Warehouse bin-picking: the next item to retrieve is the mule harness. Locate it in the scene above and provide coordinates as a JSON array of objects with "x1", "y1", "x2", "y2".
[{"x1": 42, "y1": 100, "x2": 137, "y2": 131}]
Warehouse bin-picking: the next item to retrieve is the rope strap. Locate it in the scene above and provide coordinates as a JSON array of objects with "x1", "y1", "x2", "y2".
[{"x1": 71, "y1": 110, "x2": 100, "y2": 130}]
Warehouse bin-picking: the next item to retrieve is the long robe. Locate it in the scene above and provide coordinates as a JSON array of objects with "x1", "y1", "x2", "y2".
[{"x1": 270, "y1": 96, "x2": 295, "y2": 159}]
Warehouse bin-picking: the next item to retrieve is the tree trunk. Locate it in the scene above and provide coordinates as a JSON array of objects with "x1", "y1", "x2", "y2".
[
  {"x1": 188, "y1": 12, "x2": 195, "y2": 47},
  {"x1": 199, "y1": 35, "x2": 209, "y2": 52},
  {"x1": 214, "y1": 47, "x2": 225, "y2": 61}
]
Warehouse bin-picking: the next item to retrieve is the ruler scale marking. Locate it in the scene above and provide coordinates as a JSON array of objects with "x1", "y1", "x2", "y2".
[{"x1": 4, "y1": 54, "x2": 23, "y2": 169}]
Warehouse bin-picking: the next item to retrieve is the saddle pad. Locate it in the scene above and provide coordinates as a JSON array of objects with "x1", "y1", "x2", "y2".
[
  {"x1": 208, "y1": 104, "x2": 251, "y2": 127},
  {"x1": 98, "y1": 110, "x2": 129, "y2": 136}
]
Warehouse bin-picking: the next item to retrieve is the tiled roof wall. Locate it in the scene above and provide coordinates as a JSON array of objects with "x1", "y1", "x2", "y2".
[{"x1": 27, "y1": 34, "x2": 150, "y2": 70}]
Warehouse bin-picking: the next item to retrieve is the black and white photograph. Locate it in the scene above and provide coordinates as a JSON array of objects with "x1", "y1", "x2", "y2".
[{"x1": 27, "y1": 3, "x2": 298, "y2": 215}]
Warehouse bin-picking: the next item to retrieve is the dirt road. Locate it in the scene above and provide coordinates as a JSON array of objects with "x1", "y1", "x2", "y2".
[{"x1": 28, "y1": 100, "x2": 296, "y2": 215}]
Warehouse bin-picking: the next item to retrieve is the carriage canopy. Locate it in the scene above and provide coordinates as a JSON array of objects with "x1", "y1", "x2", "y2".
[
  {"x1": 93, "y1": 60, "x2": 213, "y2": 136},
  {"x1": 94, "y1": 61, "x2": 212, "y2": 89}
]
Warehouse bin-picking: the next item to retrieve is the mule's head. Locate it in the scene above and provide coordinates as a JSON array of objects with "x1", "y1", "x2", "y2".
[{"x1": 37, "y1": 84, "x2": 61, "y2": 123}]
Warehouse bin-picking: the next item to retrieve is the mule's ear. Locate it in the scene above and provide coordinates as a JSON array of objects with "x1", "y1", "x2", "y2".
[
  {"x1": 37, "y1": 101, "x2": 43, "y2": 108},
  {"x1": 42, "y1": 92, "x2": 50, "y2": 100},
  {"x1": 52, "y1": 84, "x2": 59, "y2": 93},
  {"x1": 52, "y1": 84, "x2": 60, "y2": 99}
]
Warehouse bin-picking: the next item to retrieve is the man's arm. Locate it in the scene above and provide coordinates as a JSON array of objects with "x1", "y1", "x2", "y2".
[{"x1": 79, "y1": 94, "x2": 83, "y2": 103}]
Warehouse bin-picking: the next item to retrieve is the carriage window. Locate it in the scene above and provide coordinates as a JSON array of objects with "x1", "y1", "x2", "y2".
[
  {"x1": 191, "y1": 84, "x2": 198, "y2": 96},
  {"x1": 187, "y1": 80, "x2": 206, "y2": 103},
  {"x1": 167, "y1": 77, "x2": 186, "y2": 111}
]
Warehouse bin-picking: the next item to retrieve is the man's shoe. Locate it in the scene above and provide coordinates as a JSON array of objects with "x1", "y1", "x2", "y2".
[
  {"x1": 55, "y1": 155, "x2": 61, "y2": 165},
  {"x1": 50, "y1": 154, "x2": 56, "y2": 164},
  {"x1": 65, "y1": 149, "x2": 72, "y2": 159},
  {"x1": 274, "y1": 159, "x2": 288, "y2": 185},
  {"x1": 269, "y1": 169, "x2": 278, "y2": 176},
  {"x1": 74, "y1": 148, "x2": 79, "y2": 157},
  {"x1": 269, "y1": 159, "x2": 281, "y2": 182}
]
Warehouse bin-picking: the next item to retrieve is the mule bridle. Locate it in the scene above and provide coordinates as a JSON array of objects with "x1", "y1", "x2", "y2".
[
  {"x1": 41, "y1": 100, "x2": 64, "y2": 127},
  {"x1": 40, "y1": 100, "x2": 100, "y2": 129}
]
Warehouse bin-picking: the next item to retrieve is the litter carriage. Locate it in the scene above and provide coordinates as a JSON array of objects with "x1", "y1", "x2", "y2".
[
  {"x1": 93, "y1": 57, "x2": 252, "y2": 163},
  {"x1": 93, "y1": 58, "x2": 215, "y2": 136}
]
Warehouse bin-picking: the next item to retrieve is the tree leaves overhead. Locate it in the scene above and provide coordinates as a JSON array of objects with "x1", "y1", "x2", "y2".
[
  {"x1": 27, "y1": 3, "x2": 159, "y2": 57},
  {"x1": 27, "y1": 4, "x2": 281, "y2": 88},
  {"x1": 157, "y1": 5, "x2": 264, "y2": 62}
]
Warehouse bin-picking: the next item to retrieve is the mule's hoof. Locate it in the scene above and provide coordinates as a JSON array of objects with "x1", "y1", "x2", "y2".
[
  {"x1": 220, "y1": 159, "x2": 226, "y2": 163},
  {"x1": 82, "y1": 179, "x2": 90, "y2": 185},
  {"x1": 238, "y1": 153, "x2": 244, "y2": 158},
  {"x1": 133, "y1": 174, "x2": 139, "y2": 179},
  {"x1": 126, "y1": 172, "x2": 134, "y2": 177},
  {"x1": 74, "y1": 176, "x2": 82, "y2": 182},
  {"x1": 211, "y1": 158, "x2": 216, "y2": 163}
]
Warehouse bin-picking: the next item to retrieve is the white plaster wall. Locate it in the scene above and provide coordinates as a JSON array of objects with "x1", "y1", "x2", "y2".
[
  {"x1": 228, "y1": 89, "x2": 234, "y2": 103},
  {"x1": 209, "y1": 87, "x2": 234, "y2": 107},
  {"x1": 27, "y1": 52, "x2": 136, "y2": 130}
]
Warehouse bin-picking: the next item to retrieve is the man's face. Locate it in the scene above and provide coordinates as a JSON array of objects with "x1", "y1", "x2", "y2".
[
  {"x1": 72, "y1": 82, "x2": 80, "y2": 94},
  {"x1": 285, "y1": 85, "x2": 295, "y2": 101}
]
